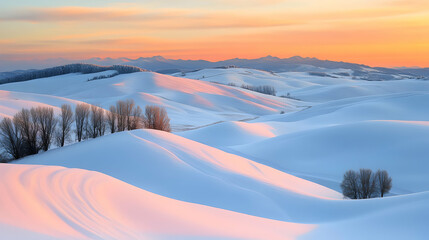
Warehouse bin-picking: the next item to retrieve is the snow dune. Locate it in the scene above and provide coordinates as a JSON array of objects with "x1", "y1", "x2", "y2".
[
  {"x1": 185, "y1": 68, "x2": 429, "y2": 103},
  {"x1": 0, "y1": 164, "x2": 313, "y2": 240},
  {"x1": 0, "y1": 71, "x2": 293, "y2": 130},
  {"x1": 0, "y1": 90, "x2": 84, "y2": 118},
  {"x1": 179, "y1": 121, "x2": 277, "y2": 147},
  {"x1": 4, "y1": 152, "x2": 429, "y2": 239},
  {"x1": 1, "y1": 67, "x2": 429, "y2": 239},
  {"x1": 234, "y1": 120, "x2": 429, "y2": 193},
  {"x1": 16, "y1": 129, "x2": 341, "y2": 222}
]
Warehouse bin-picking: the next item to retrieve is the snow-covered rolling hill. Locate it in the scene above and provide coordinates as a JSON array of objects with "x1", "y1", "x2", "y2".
[
  {"x1": 0, "y1": 70, "x2": 292, "y2": 131},
  {"x1": 0, "y1": 67, "x2": 428, "y2": 239}
]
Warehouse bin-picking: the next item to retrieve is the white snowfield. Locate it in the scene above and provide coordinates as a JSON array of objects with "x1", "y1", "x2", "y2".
[
  {"x1": 0, "y1": 71, "x2": 292, "y2": 131},
  {"x1": 1, "y1": 68, "x2": 429, "y2": 239}
]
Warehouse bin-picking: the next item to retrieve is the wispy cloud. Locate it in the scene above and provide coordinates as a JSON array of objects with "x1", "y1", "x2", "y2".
[{"x1": 0, "y1": 0, "x2": 428, "y2": 67}]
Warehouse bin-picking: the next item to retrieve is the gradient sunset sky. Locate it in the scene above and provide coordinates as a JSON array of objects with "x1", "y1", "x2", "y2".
[{"x1": 1, "y1": 0, "x2": 428, "y2": 67}]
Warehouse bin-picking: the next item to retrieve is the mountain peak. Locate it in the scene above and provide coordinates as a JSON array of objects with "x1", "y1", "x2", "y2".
[
  {"x1": 150, "y1": 56, "x2": 167, "y2": 61},
  {"x1": 288, "y1": 56, "x2": 305, "y2": 61},
  {"x1": 259, "y1": 55, "x2": 280, "y2": 60}
]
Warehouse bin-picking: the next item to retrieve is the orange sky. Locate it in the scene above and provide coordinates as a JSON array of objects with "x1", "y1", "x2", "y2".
[{"x1": 0, "y1": 0, "x2": 428, "y2": 67}]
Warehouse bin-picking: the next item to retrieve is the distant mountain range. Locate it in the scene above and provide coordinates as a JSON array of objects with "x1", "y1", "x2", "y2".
[{"x1": 1, "y1": 56, "x2": 428, "y2": 81}]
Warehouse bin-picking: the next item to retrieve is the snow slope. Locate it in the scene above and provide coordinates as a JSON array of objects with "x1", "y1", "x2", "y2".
[
  {"x1": 182, "y1": 68, "x2": 429, "y2": 102},
  {"x1": 0, "y1": 90, "x2": 86, "y2": 118},
  {"x1": 0, "y1": 164, "x2": 313, "y2": 240},
  {"x1": 234, "y1": 120, "x2": 429, "y2": 194},
  {"x1": 16, "y1": 129, "x2": 341, "y2": 222},
  {"x1": 3, "y1": 151, "x2": 429, "y2": 239},
  {"x1": 1, "y1": 67, "x2": 429, "y2": 239},
  {"x1": 180, "y1": 91, "x2": 429, "y2": 194},
  {"x1": 0, "y1": 71, "x2": 293, "y2": 130}
]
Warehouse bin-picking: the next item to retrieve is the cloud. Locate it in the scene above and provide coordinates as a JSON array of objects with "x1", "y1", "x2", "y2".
[{"x1": 0, "y1": 6, "x2": 305, "y2": 29}]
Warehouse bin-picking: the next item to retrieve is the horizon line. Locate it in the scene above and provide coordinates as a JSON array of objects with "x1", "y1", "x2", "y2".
[{"x1": 1, "y1": 55, "x2": 427, "y2": 70}]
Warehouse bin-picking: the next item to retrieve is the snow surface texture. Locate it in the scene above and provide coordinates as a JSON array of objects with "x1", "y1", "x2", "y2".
[
  {"x1": 0, "y1": 70, "x2": 292, "y2": 131},
  {"x1": 1, "y1": 68, "x2": 429, "y2": 239}
]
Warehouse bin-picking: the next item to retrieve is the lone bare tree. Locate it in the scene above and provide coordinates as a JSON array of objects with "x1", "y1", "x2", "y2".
[
  {"x1": 0, "y1": 118, "x2": 23, "y2": 160},
  {"x1": 106, "y1": 105, "x2": 117, "y2": 133},
  {"x1": 143, "y1": 105, "x2": 171, "y2": 132},
  {"x1": 375, "y1": 170, "x2": 392, "y2": 197},
  {"x1": 35, "y1": 106, "x2": 57, "y2": 151},
  {"x1": 56, "y1": 104, "x2": 74, "y2": 147},
  {"x1": 75, "y1": 103, "x2": 90, "y2": 142},
  {"x1": 13, "y1": 108, "x2": 39, "y2": 155}
]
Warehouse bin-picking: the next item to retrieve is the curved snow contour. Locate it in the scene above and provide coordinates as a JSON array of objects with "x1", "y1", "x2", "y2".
[
  {"x1": 0, "y1": 164, "x2": 313, "y2": 240},
  {"x1": 17, "y1": 129, "x2": 341, "y2": 222}
]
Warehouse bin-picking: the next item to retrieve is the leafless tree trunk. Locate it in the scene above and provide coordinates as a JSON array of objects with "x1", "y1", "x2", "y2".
[
  {"x1": 0, "y1": 118, "x2": 23, "y2": 159},
  {"x1": 13, "y1": 108, "x2": 39, "y2": 154},
  {"x1": 143, "y1": 105, "x2": 171, "y2": 132},
  {"x1": 340, "y1": 170, "x2": 360, "y2": 199},
  {"x1": 375, "y1": 170, "x2": 392, "y2": 197},
  {"x1": 359, "y1": 169, "x2": 378, "y2": 199},
  {"x1": 106, "y1": 105, "x2": 117, "y2": 133},
  {"x1": 125, "y1": 99, "x2": 135, "y2": 130},
  {"x1": 341, "y1": 169, "x2": 391, "y2": 199},
  {"x1": 129, "y1": 105, "x2": 142, "y2": 130},
  {"x1": 75, "y1": 103, "x2": 90, "y2": 142},
  {"x1": 34, "y1": 106, "x2": 57, "y2": 152},
  {"x1": 88, "y1": 105, "x2": 105, "y2": 138},
  {"x1": 116, "y1": 100, "x2": 127, "y2": 132},
  {"x1": 56, "y1": 104, "x2": 73, "y2": 147}
]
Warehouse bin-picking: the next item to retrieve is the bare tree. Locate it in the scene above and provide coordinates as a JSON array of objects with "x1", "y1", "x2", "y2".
[
  {"x1": 375, "y1": 170, "x2": 392, "y2": 197},
  {"x1": 129, "y1": 105, "x2": 142, "y2": 130},
  {"x1": 56, "y1": 104, "x2": 74, "y2": 147},
  {"x1": 0, "y1": 118, "x2": 23, "y2": 159},
  {"x1": 106, "y1": 105, "x2": 117, "y2": 133},
  {"x1": 75, "y1": 103, "x2": 90, "y2": 142},
  {"x1": 125, "y1": 99, "x2": 135, "y2": 130},
  {"x1": 341, "y1": 168, "x2": 389, "y2": 199},
  {"x1": 143, "y1": 105, "x2": 171, "y2": 132},
  {"x1": 88, "y1": 105, "x2": 105, "y2": 138},
  {"x1": 34, "y1": 107, "x2": 57, "y2": 151},
  {"x1": 116, "y1": 100, "x2": 127, "y2": 132},
  {"x1": 13, "y1": 108, "x2": 39, "y2": 155},
  {"x1": 358, "y1": 169, "x2": 378, "y2": 199},
  {"x1": 340, "y1": 170, "x2": 360, "y2": 199}
]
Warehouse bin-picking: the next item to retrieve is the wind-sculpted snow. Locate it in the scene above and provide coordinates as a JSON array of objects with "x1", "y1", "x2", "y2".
[
  {"x1": 179, "y1": 121, "x2": 277, "y2": 147},
  {"x1": 0, "y1": 90, "x2": 86, "y2": 119},
  {"x1": 0, "y1": 164, "x2": 314, "y2": 240},
  {"x1": 234, "y1": 120, "x2": 429, "y2": 194},
  {"x1": 183, "y1": 68, "x2": 429, "y2": 102},
  {"x1": 16, "y1": 129, "x2": 341, "y2": 221},
  {"x1": 3, "y1": 159, "x2": 429, "y2": 239},
  {"x1": 1, "y1": 67, "x2": 429, "y2": 239},
  {"x1": 0, "y1": 71, "x2": 293, "y2": 130}
]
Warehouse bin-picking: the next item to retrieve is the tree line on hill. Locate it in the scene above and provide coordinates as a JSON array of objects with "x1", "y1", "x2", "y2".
[
  {"x1": 0, "y1": 100, "x2": 170, "y2": 162},
  {"x1": 210, "y1": 81, "x2": 277, "y2": 96},
  {"x1": 0, "y1": 64, "x2": 146, "y2": 84}
]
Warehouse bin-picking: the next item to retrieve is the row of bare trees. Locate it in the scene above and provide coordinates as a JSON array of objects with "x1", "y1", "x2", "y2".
[
  {"x1": 0, "y1": 100, "x2": 170, "y2": 161},
  {"x1": 341, "y1": 169, "x2": 392, "y2": 199},
  {"x1": 0, "y1": 107, "x2": 57, "y2": 159}
]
